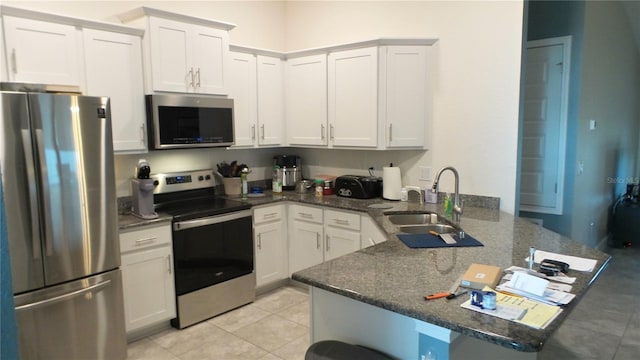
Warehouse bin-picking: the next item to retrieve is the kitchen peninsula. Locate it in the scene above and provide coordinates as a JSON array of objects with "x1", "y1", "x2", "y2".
[{"x1": 290, "y1": 197, "x2": 611, "y2": 360}]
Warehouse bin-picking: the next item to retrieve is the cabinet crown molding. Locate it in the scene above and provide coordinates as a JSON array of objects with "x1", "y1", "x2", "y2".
[
  {"x1": 0, "y1": 5, "x2": 144, "y2": 35},
  {"x1": 285, "y1": 38, "x2": 439, "y2": 59},
  {"x1": 117, "y1": 6, "x2": 236, "y2": 31}
]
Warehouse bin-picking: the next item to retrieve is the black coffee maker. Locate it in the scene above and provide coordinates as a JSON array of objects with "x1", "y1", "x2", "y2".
[{"x1": 131, "y1": 159, "x2": 158, "y2": 219}]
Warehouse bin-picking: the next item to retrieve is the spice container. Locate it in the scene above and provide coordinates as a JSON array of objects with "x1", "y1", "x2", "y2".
[
  {"x1": 315, "y1": 179, "x2": 324, "y2": 197},
  {"x1": 323, "y1": 179, "x2": 334, "y2": 195}
]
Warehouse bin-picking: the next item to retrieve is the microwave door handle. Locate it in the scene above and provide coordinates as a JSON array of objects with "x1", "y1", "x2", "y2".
[{"x1": 21, "y1": 129, "x2": 42, "y2": 260}]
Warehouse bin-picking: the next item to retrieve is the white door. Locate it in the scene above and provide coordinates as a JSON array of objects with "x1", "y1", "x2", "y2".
[
  {"x1": 3, "y1": 16, "x2": 80, "y2": 86},
  {"x1": 192, "y1": 24, "x2": 228, "y2": 95},
  {"x1": 289, "y1": 220, "x2": 324, "y2": 275},
  {"x1": 383, "y1": 46, "x2": 427, "y2": 148},
  {"x1": 519, "y1": 37, "x2": 571, "y2": 215},
  {"x1": 149, "y1": 17, "x2": 190, "y2": 93},
  {"x1": 328, "y1": 47, "x2": 378, "y2": 148},
  {"x1": 254, "y1": 221, "x2": 286, "y2": 287},
  {"x1": 228, "y1": 52, "x2": 258, "y2": 147},
  {"x1": 83, "y1": 29, "x2": 146, "y2": 153},
  {"x1": 286, "y1": 54, "x2": 328, "y2": 146},
  {"x1": 257, "y1": 55, "x2": 284, "y2": 146}
]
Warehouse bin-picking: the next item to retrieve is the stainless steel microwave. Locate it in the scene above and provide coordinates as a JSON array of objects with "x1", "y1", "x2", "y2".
[{"x1": 146, "y1": 94, "x2": 234, "y2": 149}]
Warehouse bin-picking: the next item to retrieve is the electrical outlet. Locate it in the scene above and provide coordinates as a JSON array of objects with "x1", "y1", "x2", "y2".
[
  {"x1": 419, "y1": 166, "x2": 431, "y2": 181},
  {"x1": 578, "y1": 161, "x2": 584, "y2": 175}
]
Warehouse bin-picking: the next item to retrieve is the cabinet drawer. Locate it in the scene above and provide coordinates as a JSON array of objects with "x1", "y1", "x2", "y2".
[
  {"x1": 290, "y1": 204, "x2": 323, "y2": 224},
  {"x1": 324, "y1": 209, "x2": 360, "y2": 231},
  {"x1": 120, "y1": 224, "x2": 172, "y2": 253},
  {"x1": 253, "y1": 205, "x2": 284, "y2": 224}
]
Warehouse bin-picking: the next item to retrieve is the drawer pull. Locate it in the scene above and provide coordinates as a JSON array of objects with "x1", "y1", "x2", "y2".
[
  {"x1": 333, "y1": 219, "x2": 349, "y2": 226},
  {"x1": 299, "y1": 212, "x2": 313, "y2": 219},
  {"x1": 135, "y1": 237, "x2": 157, "y2": 245},
  {"x1": 262, "y1": 212, "x2": 278, "y2": 219}
]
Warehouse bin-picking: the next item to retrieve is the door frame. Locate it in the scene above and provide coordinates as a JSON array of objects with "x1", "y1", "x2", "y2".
[{"x1": 519, "y1": 35, "x2": 571, "y2": 215}]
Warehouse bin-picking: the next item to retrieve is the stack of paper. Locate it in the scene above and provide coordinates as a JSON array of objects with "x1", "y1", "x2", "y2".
[
  {"x1": 461, "y1": 287, "x2": 563, "y2": 329},
  {"x1": 496, "y1": 271, "x2": 575, "y2": 306}
]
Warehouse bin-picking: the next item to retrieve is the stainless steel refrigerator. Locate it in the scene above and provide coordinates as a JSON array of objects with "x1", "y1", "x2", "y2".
[{"x1": 0, "y1": 89, "x2": 127, "y2": 359}]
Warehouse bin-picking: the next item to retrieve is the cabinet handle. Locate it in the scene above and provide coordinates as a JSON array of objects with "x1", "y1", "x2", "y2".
[
  {"x1": 188, "y1": 67, "x2": 194, "y2": 88},
  {"x1": 135, "y1": 236, "x2": 157, "y2": 245},
  {"x1": 316, "y1": 232, "x2": 321, "y2": 249},
  {"x1": 251, "y1": 124, "x2": 256, "y2": 141},
  {"x1": 325, "y1": 234, "x2": 330, "y2": 251},
  {"x1": 321, "y1": 124, "x2": 325, "y2": 140},
  {"x1": 196, "y1": 68, "x2": 201, "y2": 88},
  {"x1": 389, "y1": 123, "x2": 393, "y2": 143},
  {"x1": 257, "y1": 233, "x2": 262, "y2": 250},
  {"x1": 330, "y1": 124, "x2": 335, "y2": 141},
  {"x1": 262, "y1": 212, "x2": 277, "y2": 220},
  {"x1": 333, "y1": 219, "x2": 349, "y2": 226},
  {"x1": 166, "y1": 254, "x2": 172, "y2": 274},
  {"x1": 299, "y1": 212, "x2": 313, "y2": 219},
  {"x1": 11, "y1": 48, "x2": 17, "y2": 74},
  {"x1": 140, "y1": 123, "x2": 146, "y2": 143},
  {"x1": 261, "y1": 124, "x2": 265, "y2": 139}
]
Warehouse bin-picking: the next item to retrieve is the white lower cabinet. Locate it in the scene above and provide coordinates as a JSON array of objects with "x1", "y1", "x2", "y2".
[
  {"x1": 119, "y1": 223, "x2": 176, "y2": 334},
  {"x1": 360, "y1": 214, "x2": 388, "y2": 248},
  {"x1": 253, "y1": 204, "x2": 287, "y2": 287},
  {"x1": 289, "y1": 204, "x2": 362, "y2": 274}
]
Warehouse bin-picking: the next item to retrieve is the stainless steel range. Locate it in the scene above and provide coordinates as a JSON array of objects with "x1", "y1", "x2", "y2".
[{"x1": 151, "y1": 169, "x2": 255, "y2": 329}]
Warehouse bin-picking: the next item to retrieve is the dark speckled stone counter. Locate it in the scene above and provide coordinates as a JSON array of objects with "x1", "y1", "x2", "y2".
[
  {"x1": 117, "y1": 191, "x2": 611, "y2": 353},
  {"x1": 289, "y1": 196, "x2": 611, "y2": 353}
]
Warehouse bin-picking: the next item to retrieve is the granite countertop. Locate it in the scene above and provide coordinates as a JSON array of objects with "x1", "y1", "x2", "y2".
[
  {"x1": 289, "y1": 197, "x2": 611, "y2": 353},
  {"x1": 117, "y1": 190, "x2": 611, "y2": 352}
]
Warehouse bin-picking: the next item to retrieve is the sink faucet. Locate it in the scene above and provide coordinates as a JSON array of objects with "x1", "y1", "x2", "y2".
[{"x1": 432, "y1": 166, "x2": 463, "y2": 223}]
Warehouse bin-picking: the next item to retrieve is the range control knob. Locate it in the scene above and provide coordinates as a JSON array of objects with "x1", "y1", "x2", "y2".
[
  {"x1": 205, "y1": 174, "x2": 211, "y2": 180},
  {"x1": 198, "y1": 175, "x2": 204, "y2": 181}
]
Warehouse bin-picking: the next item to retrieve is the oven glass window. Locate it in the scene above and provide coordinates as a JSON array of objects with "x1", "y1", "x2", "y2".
[
  {"x1": 158, "y1": 106, "x2": 233, "y2": 144},
  {"x1": 172, "y1": 215, "x2": 253, "y2": 296}
]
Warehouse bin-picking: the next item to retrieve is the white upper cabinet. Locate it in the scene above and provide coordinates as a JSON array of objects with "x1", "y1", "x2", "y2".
[
  {"x1": 380, "y1": 46, "x2": 429, "y2": 148},
  {"x1": 228, "y1": 48, "x2": 284, "y2": 148},
  {"x1": 83, "y1": 29, "x2": 146, "y2": 153},
  {"x1": 118, "y1": 7, "x2": 234, "y2": 95},
  {"x1": 257, "y1": 55, "x2": 285, "y2": 146},
  {"x1": 148, "y1": 17, "x2": 229, "y2": 94},
  {"x1": 228, "y1": 51, "x2": 258, "y2": 147},
  {"x1": 2, "y1": 16, "x2": 81, "y2": 86},
  {"x1": 285, "y1": 54, "x2": 328, "y2": 146},
  {"x1": 328, "y1": 47, "x2": 379, "y2": 148}
]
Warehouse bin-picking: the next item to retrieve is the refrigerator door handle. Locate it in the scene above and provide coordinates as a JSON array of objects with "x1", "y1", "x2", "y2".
[
  {"x1": 34, "y1": 128, "x2": 54, "y2": 256},
  {"x1": 21, "y1": 129, "x2": 41, "y2": 260},
  {"x1": 15, "y1": 279, "x2": 112, "y2": 311}
]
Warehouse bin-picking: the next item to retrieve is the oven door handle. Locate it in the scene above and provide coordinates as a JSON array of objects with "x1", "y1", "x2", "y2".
[{"x1": 173, "y1": 210, "x2": 252, "y2": 231}]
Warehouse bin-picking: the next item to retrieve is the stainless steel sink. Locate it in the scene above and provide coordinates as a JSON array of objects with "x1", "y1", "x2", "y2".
[
  {"x1": 386, "y1": 213, "x2": 440, "y2": 225},
  {"x1": 398, "y1": 224, "x2": 458, "y2": 234}
]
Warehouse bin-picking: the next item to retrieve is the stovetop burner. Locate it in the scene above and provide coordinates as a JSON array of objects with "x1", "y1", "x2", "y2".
[{"x1": 150, "y1": 169, "x2": 251, "y2": 221}]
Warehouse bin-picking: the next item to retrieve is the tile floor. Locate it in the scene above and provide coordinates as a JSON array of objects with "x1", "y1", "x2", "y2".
[{"x1": 128, "y1": 246, "x2": 640, "y2": 360}]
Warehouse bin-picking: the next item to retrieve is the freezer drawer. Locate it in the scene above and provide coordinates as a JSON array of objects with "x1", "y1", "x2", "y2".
[{"x1": 14, "y1": 269, "x2": 127, "y2": 360}]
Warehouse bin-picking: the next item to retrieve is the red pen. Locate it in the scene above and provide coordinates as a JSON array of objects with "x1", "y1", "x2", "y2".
[{"x1": 424, "y1": 292, "x2": 451, "y2": 300}]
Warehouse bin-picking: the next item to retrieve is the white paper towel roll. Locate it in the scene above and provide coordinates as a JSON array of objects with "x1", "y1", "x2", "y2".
[{"x1": 383, "y1": 166, "x2": 402, "y2": 200}]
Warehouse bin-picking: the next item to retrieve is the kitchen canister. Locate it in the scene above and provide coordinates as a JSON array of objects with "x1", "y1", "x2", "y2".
[{"x1": 382, "y1": 165, "x2": 402, "y2": 200}]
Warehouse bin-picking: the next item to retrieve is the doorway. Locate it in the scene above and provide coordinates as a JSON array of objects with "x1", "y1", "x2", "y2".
[{"x1": 519, "y1": 36, "x2": 571, "y2": 215}]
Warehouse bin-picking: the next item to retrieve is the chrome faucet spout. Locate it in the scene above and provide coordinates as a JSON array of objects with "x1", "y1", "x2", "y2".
[{"x1": 433, "y1": 166, "x2": 463, "y2": 223}]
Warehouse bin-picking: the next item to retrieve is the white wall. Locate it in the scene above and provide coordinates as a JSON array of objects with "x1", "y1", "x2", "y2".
[
  {"x1": 3, "y1": 1, "x2": 524, "y2": 213},
  {"x1": 572, "y1": 1, "x2": 640, "y2": 247}
]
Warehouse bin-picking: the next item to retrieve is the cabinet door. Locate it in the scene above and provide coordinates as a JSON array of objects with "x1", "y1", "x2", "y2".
[
  {"x1": 286, "y1": 54, "x2": 328, "y2": 146},
  {"x1": 328, "y1": 47, "x2": 378, "y2": 148},
  {"x1": 324, "y1": 226, "x2": 360, "y2": 261},
  {"x1": 257, "y1": 55, "x2": 284, "y2": 146},
  {"x1": 289, "y1": 220, "x2": 324, "y2": 275},
  {"x1": 83, "y1": 29, "x2": 146, "y2": 153},
  {"x1": 228, "y1": 51, "x2": 258, "y2": 147},
  {"x1": 121, "y1": 246, "x2": 176, "y2": 333},
  {"x1": 148, "y1": 17, "x2": 191, "y2": 93},
  {"x1": 360, "y1": 215, "x2": 387, "y2": 249},
  {"x1": 382, "y1": 46, "x2": 428, "y2": 148},
  {"x1": 3, "y1": 16, "x2": 80, "y2": 86},
  {"x1": 192, "y1": 24, "x2": 228, "y2": 95},
  {"x1": 254, "y1": 220, "x2": 286, "y2": 287}
]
